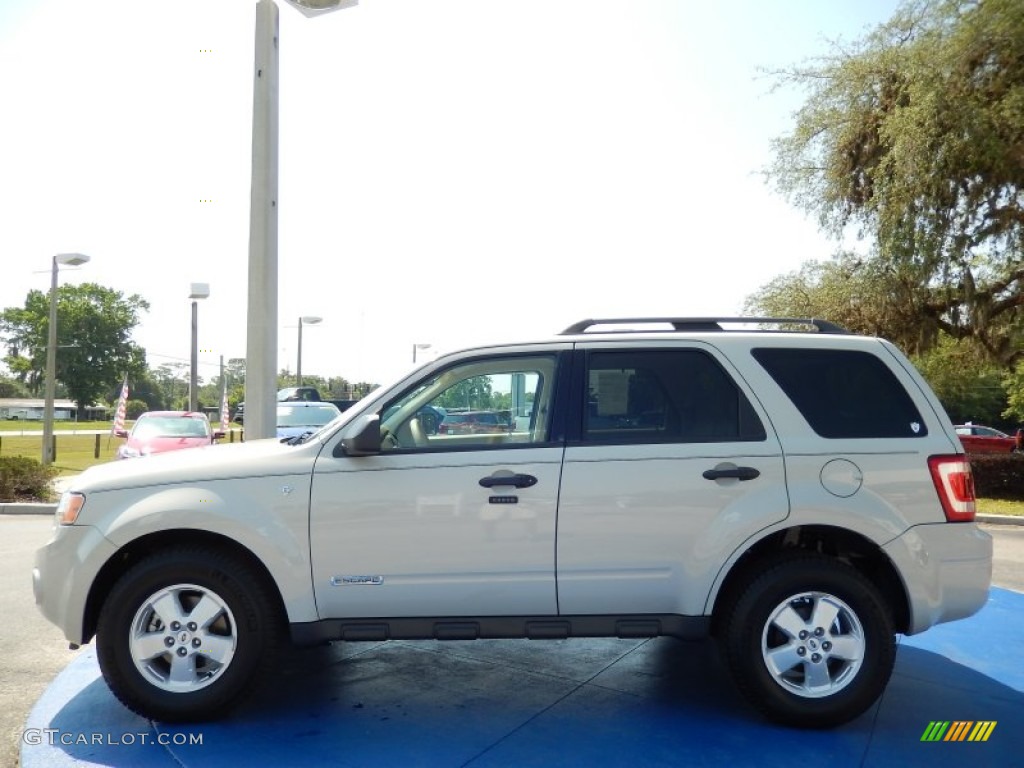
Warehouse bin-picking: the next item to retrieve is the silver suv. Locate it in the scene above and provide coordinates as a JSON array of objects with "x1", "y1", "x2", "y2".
[{"x1": 33, "y1": 317, "x2": 992, "y2": 728}]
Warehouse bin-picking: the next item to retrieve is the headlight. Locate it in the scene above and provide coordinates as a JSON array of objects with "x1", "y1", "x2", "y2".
[{"x1": 56, "y1": 492, "x2": 86, "y2": 525}]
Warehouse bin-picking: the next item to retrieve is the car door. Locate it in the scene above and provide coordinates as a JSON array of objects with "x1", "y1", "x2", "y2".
[
  {"x1": 556, "y1": 342, "x2": 788, "y2": 618},
  {"x1": 310, "y1": 349, "x2": 569, "y2": 619}
]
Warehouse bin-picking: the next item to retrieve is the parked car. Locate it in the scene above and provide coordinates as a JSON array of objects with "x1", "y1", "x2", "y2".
[
  {"x1": 35, "y1": 317, "x2": 992, "y2": 728},
  {"x1": 438, "y1": 410, "x2": 512, "y2": 435},
  {"x1": 954, "y1": 424, "x2": 1018, "y2": 454},
  {"x1": 236, "y1": 389, "x2": 360, "y2": 424},
  {"x1": 114, "y1": 411, "x2": 224, "y2": 459},
  {"x1": 276, "y1": 401, "x2": 342, "y2": 440}
]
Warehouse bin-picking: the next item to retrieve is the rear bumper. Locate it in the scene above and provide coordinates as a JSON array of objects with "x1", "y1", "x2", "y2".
[{"x1": 882, "y1": 523, "x2": 993, "y2": 635}]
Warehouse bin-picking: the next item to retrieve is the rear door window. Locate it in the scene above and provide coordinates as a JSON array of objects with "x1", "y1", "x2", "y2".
[
  {"x1": 752, "y1": 348, "x2": 927, "y2": 439},
  {"x1": 583, "y1": 349, "x2": 766, "y2": 444}
]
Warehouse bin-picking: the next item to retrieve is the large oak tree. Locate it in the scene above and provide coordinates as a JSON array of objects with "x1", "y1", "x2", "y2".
[
  {"x1": 1, "y1": 283, "x2": 149, "y2": 410},
  {"x1": 765, "y1": 0, "x2": 1024, "y2": 364}
]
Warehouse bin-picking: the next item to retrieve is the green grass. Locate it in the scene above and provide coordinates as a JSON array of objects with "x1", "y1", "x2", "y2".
[
  {"x1": 0, "y1": 432, "x2": 122, "y2": 473},
  {"x1": 0, "y1": 422, "x2": 243, "y2": 475},
  {"x1": 977, "y1": 497, "x2": 1024, "y2": 517}
]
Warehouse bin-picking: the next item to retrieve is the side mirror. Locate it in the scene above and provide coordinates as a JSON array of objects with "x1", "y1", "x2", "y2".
[
  {"x1": 114, "y1": 429, "x2": 128, "y2": 438},
  {"x1": 339, "y1": 414, "x2": 381, "y2": 456},
  {"x1": 212, "y1": 430, "x2": 226, "y2": 440}
]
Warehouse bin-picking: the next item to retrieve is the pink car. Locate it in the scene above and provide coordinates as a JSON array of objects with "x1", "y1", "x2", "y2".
[{"x1": 115, "y1": 411, "x2": 224, "y2": 459}]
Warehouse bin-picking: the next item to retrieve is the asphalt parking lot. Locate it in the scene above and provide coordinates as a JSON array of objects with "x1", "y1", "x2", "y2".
[{"x1": 5, "y1": 516, "x2": 1023, "y2": 768}]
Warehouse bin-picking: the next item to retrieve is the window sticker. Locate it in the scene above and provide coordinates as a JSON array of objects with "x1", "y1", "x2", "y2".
[{"x1": 596, "y1": 370, "x2": 630, "y2": 415}]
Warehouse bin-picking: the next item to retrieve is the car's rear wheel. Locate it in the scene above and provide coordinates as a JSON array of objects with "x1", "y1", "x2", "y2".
[
  {"x1": 721, "y1": 555, "x2": 895, "y2": 728},
  {"x1": 97, "y1": 547, "x2": 284, "y2": 722}
]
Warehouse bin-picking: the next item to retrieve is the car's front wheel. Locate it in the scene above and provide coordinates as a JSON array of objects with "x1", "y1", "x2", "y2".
[
  {"x1": 721, "y1": 555, "x2": 896, "y2": 728},
  {"x1": 96, "y1": 547, "x2": 284, "y2": 722}
]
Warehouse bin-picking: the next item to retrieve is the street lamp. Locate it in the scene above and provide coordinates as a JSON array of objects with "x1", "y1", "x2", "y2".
[
  {"x1": 412, "y1": 343, "x2": 432, "y2": 363},
  {"x1": 189, "y1": 283, "x2": 210, "y2": 412},
  {"x1": 296, "y1": 315, "x2": 322, "y2": 385},
  {"x1": 42, "y1": 253, "x2": 90, "y2": 465},
  {"x1": 245, "y1": 0, "x2": 358, "y2": 440}
]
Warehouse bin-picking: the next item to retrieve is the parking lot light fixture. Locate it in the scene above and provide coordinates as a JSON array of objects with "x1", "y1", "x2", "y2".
[
  {"x1": 282, "y1": 0, "x2": 358, "y2": 17},
  {"x1": 297, "y1": 315, "x2": 322, "y2": 386},
  {"x1": 42, "y1": 253, "x2": 91, "y2": 465}
]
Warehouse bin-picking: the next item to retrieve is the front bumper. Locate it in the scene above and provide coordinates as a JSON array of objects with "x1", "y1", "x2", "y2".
[
  {"x1": 33, "y1": 524, "x2": 118, "y2": 645},
  {"x1": 882, "y1": 522, "x2": 993, "y2": 635}
]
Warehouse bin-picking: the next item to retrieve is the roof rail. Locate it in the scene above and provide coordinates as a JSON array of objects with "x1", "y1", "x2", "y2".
[{"x1": 559, "y1": 317, "x2": 849, "y2": 335}]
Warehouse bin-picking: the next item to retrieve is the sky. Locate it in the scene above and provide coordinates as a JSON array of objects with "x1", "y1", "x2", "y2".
[{"x1": 0, "y1": 0, "x2": 903, "y2": 389}]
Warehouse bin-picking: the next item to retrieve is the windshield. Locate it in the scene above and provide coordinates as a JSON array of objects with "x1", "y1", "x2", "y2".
[
  {"x1": 132, "y1": 416, "x2": 210, "y2": 439},
  {"x1": 277, "y1": 404, "x2": 340, "y2": 427}
]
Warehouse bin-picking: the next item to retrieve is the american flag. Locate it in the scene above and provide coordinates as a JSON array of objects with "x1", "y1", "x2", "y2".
[
  {"x1": 111, "y1": 376, "x2": 129, "y2": 435},
  {"x1": 220, "y1": 383, "x2": 230, "y2": 433}
]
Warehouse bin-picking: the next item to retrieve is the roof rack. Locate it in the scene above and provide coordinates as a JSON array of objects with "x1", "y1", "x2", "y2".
[{"x1": 559, "y1": 317, "x2": 849, "y2": 335}]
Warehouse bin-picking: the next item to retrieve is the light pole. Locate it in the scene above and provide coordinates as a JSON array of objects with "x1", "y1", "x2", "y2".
[
  {"x1": 189, "y1": 283, "x2": 210, "y2": 412},
  {"x1": 296, "y1": 315, "x2": 322, "y2": 385},
  {"x1": 42, "y1": 253, "x2": 90, "y2": 465},
  {"x1": 412, "y1": 343, "x2": 432, "y2": 364},
  {"x1": 245, "y1": 0, "x2": 358, "y2": 440}
]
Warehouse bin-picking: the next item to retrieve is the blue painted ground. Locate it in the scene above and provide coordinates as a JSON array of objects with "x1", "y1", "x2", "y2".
[{"x1": 22, "y1": 588, "x2": 1024, "y2": 767}]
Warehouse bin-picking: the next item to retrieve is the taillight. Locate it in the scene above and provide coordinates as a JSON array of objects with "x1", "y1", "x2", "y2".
[{"x1": 927, "y1": 455, "x2": 976, "y2": 522}]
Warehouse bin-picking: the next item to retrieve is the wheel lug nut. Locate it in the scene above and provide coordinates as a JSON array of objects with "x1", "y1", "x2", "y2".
[
  {"x1": 814, "y1": 627, "x2": 824, "y2": 637},
  {"x1": 798, "y1": 630, "x2": 809, "y2": 640},
  {"x1": 177, "y1": 647, "x2": 188, "y2": 657},
  {"x1": 170, "y1": 621, "x2": 181, "y2": 631},
  {"x1": 187, "y1": 622, "x2": 197, "y2": 632},
  {"x1": 822, "y1": 641, "x2": 832, "y2": 651},
  {"x1": 797, "y1": 646, "x2": 806, "y2": 656},
  {"x1": 811, "y1": 653, "x2": 822, "y2": 663},
  {"x1": 164, "y1": 637, "x2": 175, "y2": 647},
  {"x1": 192, "y1": 638, "x2": 201, "y2": 648}
]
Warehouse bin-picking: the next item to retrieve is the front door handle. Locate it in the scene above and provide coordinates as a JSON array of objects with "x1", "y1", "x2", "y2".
[
  {"x1": 702, "y1": 466, "x2": 760, "y2": 481},
  {"x1": 479, "y1": 473, "x2": 538, "y2": 489}
]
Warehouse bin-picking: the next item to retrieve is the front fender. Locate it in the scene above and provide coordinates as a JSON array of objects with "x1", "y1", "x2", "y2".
[{"x1": 87, "y1": 475, "x2": 317, "y2": 623}]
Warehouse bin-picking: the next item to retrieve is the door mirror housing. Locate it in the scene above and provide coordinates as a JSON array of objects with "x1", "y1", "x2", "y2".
[{"x1": 339, "y1": 414, "x2": 381, "y2": 456}]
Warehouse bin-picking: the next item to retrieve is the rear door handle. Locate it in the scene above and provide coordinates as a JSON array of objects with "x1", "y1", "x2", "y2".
[
  {"x1": 702, "y1": 466, "x2": 760, "y2": 481},
  {"x1": 479, "y1": 473, "x2": 538, "y2": 489}
]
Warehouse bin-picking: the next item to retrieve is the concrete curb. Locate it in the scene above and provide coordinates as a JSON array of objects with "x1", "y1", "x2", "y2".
[
  {"x1": 0, "y1": 502, "x2": 56, "y2": 515},
  {"x1": 977, "y1": 513, "x2": 1024, "y2": 526}
]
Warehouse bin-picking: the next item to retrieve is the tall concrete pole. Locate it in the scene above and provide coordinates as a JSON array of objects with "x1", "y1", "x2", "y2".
[
  {"x1": 41, "y1": 258, "x2": 60, "y2": 465},
  {"x1": 189, "y1": 300, "x2": 199, "y2": 411},
  {"x1": 245, "y1": 0, "x2": 280, "y2": 440}
]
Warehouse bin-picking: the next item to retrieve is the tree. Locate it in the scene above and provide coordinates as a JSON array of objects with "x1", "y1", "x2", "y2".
[
  {"x1": 911, "y1": 335, "x2": 1007, "y2": 425},
  {"x1": 150, "y1": 363, "x2": 189, "y2": 410},
  {"x1": 0, "y1": 375, "x2": 30, "y2": 398},
  {"x1": 1003, "y1": 362, "x2": 1024, "y2": 423},
  {"x1": 766, "y1": 0, "x2": 1024, "y2": 364},
  {"x1": 1, "y1": 283, "x2": 149, "y2": 409},
  {"x1": 435, "y1": 376, "x2": 495, "y2": 411},
  {"x1": 745, "y1": 253, "x2": 945, "y2": 352},
  {"x1": 745, "y1": 256, "x2": 1010, "y2": 423}
]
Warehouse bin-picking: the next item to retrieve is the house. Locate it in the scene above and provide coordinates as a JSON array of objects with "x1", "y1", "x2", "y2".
[{"x1": 0, "y1": 398, "x2": 109, "y2": 422}]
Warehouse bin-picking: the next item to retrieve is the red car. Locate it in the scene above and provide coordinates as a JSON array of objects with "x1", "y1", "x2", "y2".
[
  {"x1": 954, "y1": 424, "x2": 1019, "y2": 454},
  {"x1": 115, "y1": 411, "x2": 224, "y2": 459},
  {"x1": 438, "y1": 411, "x2": 511, "y2": 435}
]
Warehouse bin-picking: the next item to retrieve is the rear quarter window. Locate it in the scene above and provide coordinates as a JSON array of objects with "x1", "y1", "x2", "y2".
[{"x1": 752, "y1": 348, "x2": 927, "y2": 439}]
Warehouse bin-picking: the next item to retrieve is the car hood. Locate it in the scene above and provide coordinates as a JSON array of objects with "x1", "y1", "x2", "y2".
[
  {"x1": 68, "y1": 437, "x2": 322, "y2": 494},
  {"x1": 126, "y1": 436, "x2": 211, "y2": 454}
]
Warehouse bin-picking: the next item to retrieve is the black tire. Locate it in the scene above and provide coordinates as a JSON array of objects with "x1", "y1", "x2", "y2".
[
  {"x1": 721, "y1": 555, "x2": 895, "y2": 728},
  {"x1": 96, "y1": 547, "x2": 285, "y2": 722}
]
